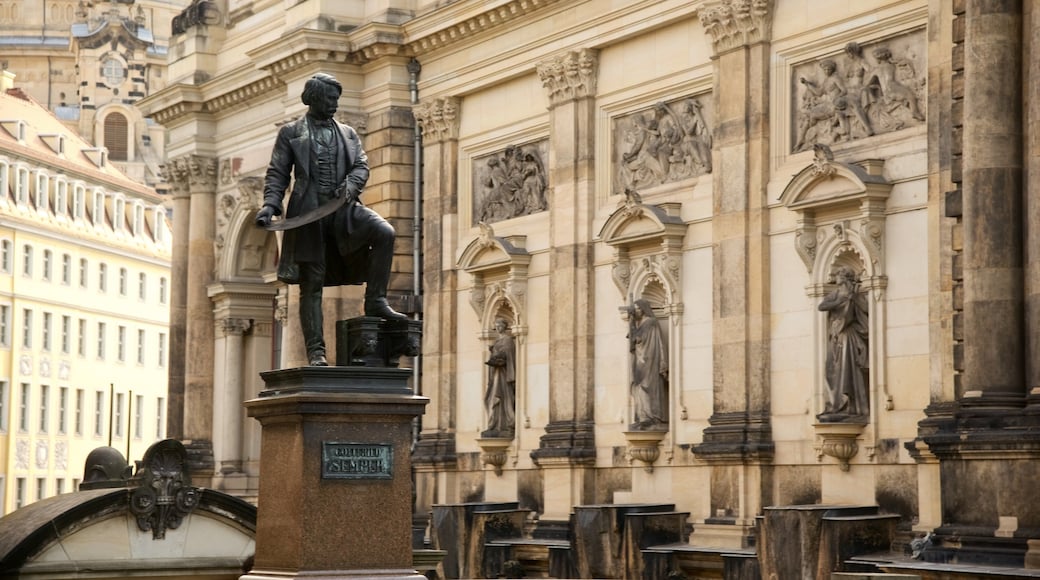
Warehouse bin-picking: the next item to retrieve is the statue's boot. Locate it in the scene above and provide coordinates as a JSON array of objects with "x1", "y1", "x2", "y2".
[
  {"x1": 363, "y1": 225, "x2": 409, "y2": 321},
  {"x1": 300, "y1": 278, "x2": 328, "y2": 366}
]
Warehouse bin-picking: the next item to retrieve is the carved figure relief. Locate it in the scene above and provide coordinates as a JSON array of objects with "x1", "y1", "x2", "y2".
[
  {"x1": 613, "y1": 96, "x2": 713, "y2": 194},
  {"x1": 817, "y1": 266, "x2": 870, "y2": 422},
  {"x1": 792, "y1": 33, "x2": 925, "y2": 152},
  {"x1": 483, "y1": 317, "x2": 517, "y2": 437},
  {"x1": 472, "y1": 141, "x2": 549, "y2": 225},
  {"x1": 628, "y1": 299, "x2": 668, "y2": 431},
  {"x1": 128, "y1": 439, "x2": 201, "y2": 540}
]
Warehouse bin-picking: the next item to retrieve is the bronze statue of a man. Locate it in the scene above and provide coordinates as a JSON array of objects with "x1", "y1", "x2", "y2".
[{"x1": 255, "y1": 73, "x2": 406, "y2": 367}]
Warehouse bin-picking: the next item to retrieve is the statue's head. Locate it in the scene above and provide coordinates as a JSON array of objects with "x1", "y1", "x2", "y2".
[
  {"x1": 633, "y1": 298, "x2": 654, "y2": 319},
  {"x1": 494, "y1": 318, "x2": 509, "y2": 334},
  {"x1": 301, "y1": 73, "x2": 343, "y2": 120}
]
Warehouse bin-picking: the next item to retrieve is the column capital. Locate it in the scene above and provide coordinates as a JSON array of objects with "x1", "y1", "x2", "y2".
[
  {"x1": 220, "y1": 317, "x2": 252, "y2": 337},
  {"x1": 699, "y1": 0, "x2": 773, "y2": 55},
  {"x1": 162, "y1": 154, "x2": 219, "y2": 196},
  {"x1": 536, "y1": 48, "x2": 598, "y2": 106},
  {"x1": 413, "y1": 96, "x2": 460, "y2": 143}
]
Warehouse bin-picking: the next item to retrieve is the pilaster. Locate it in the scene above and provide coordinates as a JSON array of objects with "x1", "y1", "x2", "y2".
[
  {"x1": 412, "y1": 96, "x2": 461, "y2": 513},
  {"x1": 529, "y1": 48, "x2": 599, "y2": 474},
  {"x1": 691, "y1": 0, "x2": 775, "y2": 537}
]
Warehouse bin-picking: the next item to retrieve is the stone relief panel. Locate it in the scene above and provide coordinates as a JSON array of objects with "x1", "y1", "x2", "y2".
[
  {"x1": 612, "y1": 96, "x2": 713, "y2": 194},
  {"x1": 791, "y1": 31, "x2": 925, "y2": 152},
  {"x1": 472, "y1": 141, "x2": 549, "y2": 225}
]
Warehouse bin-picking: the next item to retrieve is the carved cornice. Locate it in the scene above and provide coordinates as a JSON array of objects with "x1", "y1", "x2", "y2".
[
  {"x1": 221, "y1": 317, "x2": 252, "y2": 337},
  {"x1": 699, "y1": 0, "x2": 773, "y2": 54},
  {"x1": 145, "y1": 76, "x2": 284, "y2": 127},
  {"x1": 537, "y1": 48, "x2": 598, "y2": 106},
  {"x1": 404, "y1": 0, "x2": 560, "y2": 54},
  {"x1": 414, "y1": 97, "x2": 461, "y2": 143}
]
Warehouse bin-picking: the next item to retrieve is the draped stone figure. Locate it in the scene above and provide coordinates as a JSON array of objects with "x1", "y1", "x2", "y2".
[
  {"x1": 817, "y1": 267, "x2": 870, "y2": 421},
  {"x1": 483, "y1": 318, "x2": 517, "y2": 436},
  {"x1": 628, "y1": 299, "x2": 668, "y2": 430}
]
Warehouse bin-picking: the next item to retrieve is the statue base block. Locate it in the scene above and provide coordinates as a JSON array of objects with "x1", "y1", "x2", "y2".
[{"x1": 244, "y1": 366, "x2": 429, "y2": 579}]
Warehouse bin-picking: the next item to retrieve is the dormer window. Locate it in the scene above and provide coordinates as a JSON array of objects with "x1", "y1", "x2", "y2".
[
  {"x1": 91, "y1": 189, "x2": 105, "y2": 226},
  {"x1": 34, "y1": 171, "x2": 49, "y2": 211}
]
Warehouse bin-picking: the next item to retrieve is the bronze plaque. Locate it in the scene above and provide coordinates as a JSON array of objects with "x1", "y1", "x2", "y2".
[{"x1": 321, "y1": 442, "x2": 393, "y2": 480}]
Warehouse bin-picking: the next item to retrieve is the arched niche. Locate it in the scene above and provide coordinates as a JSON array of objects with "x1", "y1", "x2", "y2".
[
  {"x1": 599, "y1": 191, "x2": 688, "y2": 469},
  {"x1": 779, "y1": 144, "x2": 893, "y2": 471},
  {"x1": 458, "y1": 223, "x2": 531, "y2": 448}
]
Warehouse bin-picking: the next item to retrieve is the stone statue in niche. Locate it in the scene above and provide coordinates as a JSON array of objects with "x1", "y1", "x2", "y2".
[
  {"x1": 483, "y1": 318, "x2": 517, "y2": 436},
  {"x1": 817, "y1": 267, "x2": 870, "y2": 422},
  {"x1": 473, "y1": 143, "x2": 548, "y2": 225},
  {"x1": 793, "y1": 36, "x2": 925, "y2": 152},
  {"x1": 614, "y1": 96, "x2": 712, "y2": 193},
  {"x1": 627, "y1": 299, "x2": 668, "y2": 430}
]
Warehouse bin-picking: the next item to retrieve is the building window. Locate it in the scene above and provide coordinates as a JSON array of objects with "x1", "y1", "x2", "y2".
[
  {"x1": 101, "y1": 58, "x2": 125, "y2": 88},
  {"x1": 0, "y1": 305, "x2": 9, "y2": 348},
  {"x1": 77, "y1": 318, "x2": 86, "y2": 356},
  {"x1": 114, "y1": 392, "x2": 124, "y2": 437},
  {"x1": 98, "y1": 263, "x2": 107, "y2": 292},
  {"x1": 19, "y1": 383, "x2": 29, "y2": 432},
  {"x1": 55, "y1": 180, "x2": 67, "y2": 216},
  {"x1": 1, "y1": 239, "x2": 10, "y2": 273},
  {"x1": 75, "y1": 388, "x2": 84, "y2": 435},
  {"x1": 134, "y1": 394, "x2": 143, "y2": 438},
  {"x1": 119, "y1": 267, "x2": 127, "y2": 295},
  {"x1": 41, "y1": 312, "x2": 51, "y2": 351},
  {"x1": 55, "y1": 478, "x2": 64, "y2": 495},
  {"x1": 158, "y1": 332, "x2": 167, "y2": 367},
  {"x1": 132, "y1": 203, "x2": 145, "y2": 236},
  {"x1": 61, "y1": 253, "x2": 71, "y2": 284},
  {"x1": 36, "y1": 478, "x2": 46, "y2": 501},
  {"x1": 58, "y1": 387, "x2": 67, "y2": 434},
  {"x1": 97, "y1": 322, "x2": 106, "y2": 359},
  {"x1": 73, "y1": 185, "x2": 85, "y2": 219},
  {"x1": 15, "y1": 167, "x2": 29, "y2": 204},
  {"x1": 15, "y1": 478, "x2": 25, "y2": 509},
  {"x1": 0, "y1": 381, "x2": 8, "y2": 432},
  {"x1": 22, "y1": 244, "x2": 32, "y2": 277},
  {"x1": 61, "y1": 315, "x2": 70, "y2": 354},
  {"x1": 156, "y1": 396, "x2": 165, "y2": 439},
  {"x1": 79, "y1": 258, "x2": 87, "y2": 287},
  {"x1": 92, "y1": 190, "x2": 105, "y2": 226},
  {"x1": 42, "y1": 250, "x2": 51, "y2": 281},
  {"x1": 94, "y1": 390, "x2": 104, "y2": 436},
  {"x1": 138, "y1": 272, "x2": 146, "y2": 300},
  {"x1": 38, "y1": 384, "x2": 48, "y2": 433},
  {"x1": 117, "y1": 325, "x2": 126, "y2": 362},
  {"x1": 105, "y1": 112, "x2": 130, "y2": 161},
  {"x1": 21, "y1": 309, "x2": 31, "y2": 348},
  {"x1": 159, "y1": 277, "x2": 168, "y2": 304},
  {"x1": 136, "y1": 329, "x2": 145, "y2": 364},
  {"x1": 34, "y1": 172, "x2": 48, "y2": 211}
]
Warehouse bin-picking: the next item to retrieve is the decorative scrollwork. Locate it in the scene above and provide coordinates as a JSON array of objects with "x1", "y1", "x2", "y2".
[{"x1": 128, "y1": 439, "x2": 201, "y2": 540}]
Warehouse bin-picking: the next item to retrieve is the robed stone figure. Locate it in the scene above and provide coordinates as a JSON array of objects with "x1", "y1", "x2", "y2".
[
  {"x1": 817, "y1": 266, "x2": 870, "y2": 421},
  {"x1": 483, "y1": 318, "x2": 516, "y2": 436},
  {"x1": 255, "y1": 73, "x2": 406, "y2": 367},
  {"x1": 629, "y1": 299, "x2": 668, "y2": 430}
]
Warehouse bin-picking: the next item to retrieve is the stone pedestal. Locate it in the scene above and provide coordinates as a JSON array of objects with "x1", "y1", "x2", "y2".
[{"x1": 242, "y1": 364, "x2": 428, "y2": 580}]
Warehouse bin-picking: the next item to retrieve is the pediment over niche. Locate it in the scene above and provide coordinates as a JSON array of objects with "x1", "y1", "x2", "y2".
[
  {"x1": 779, "y1": 144, "x2": 892, "y2": 277},
  {"x1": 599, "y1": 190, "x2": 685, "y2": 249},
  {"x1": 598, "y1": 190, "x2": 686, "y2": 302},
  {"x1": 458, "y1": 222, "x2": 531, "y2": 323},
  {"x1": 779, "y1": 144, "x2": 890, "y2": 213},
  {"x1": 458, "y1": 222, "x2": 531, "y2": 274}
]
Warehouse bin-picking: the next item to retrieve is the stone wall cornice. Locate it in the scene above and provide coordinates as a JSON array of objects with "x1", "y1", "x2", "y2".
[
  {"x1": 403, "y1": 0, "x2": 561, "y2": 54},
  {"x1": 140, "y1": 75, "x2": 284, "y2": 127}
]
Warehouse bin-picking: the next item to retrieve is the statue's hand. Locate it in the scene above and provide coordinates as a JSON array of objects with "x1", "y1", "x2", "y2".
[{"x1": 255, "y1": 205, "x2": 277, "y2": 227}]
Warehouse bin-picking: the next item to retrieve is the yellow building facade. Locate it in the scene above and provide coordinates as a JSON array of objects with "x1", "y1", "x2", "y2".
[{"x1": 0, "y1": 79, "x2": 172, "y2": 515}]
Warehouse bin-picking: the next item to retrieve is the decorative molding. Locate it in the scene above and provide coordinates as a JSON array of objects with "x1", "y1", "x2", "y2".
[
  {"x1": 406, "y1": 0, "x2": 560, "y2": 54},
  {"x1": 458, "y1": 222, "x2": 531, "y2": 325},
  {"x1": 537, "y1": 48, "x2": 598, "y2": 106},
  {"x1": 161, "y1": 154, "x2": 217, "y2": 196},
  {"x1": 599, "y1": 191, "x2": 686, "y2": 306},
  {"x1": 128, "y1": 439, "x2": 201, "y2": 540},
  {"x1": 414, "y1": 97, "x2": 461, "y2": 143},
  {"x1": 699, "y1": 0, "x2": 773, "y2": 54}
]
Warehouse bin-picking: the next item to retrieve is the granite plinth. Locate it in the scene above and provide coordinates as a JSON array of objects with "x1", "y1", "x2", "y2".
[{"x1": 243, "y1": 366, "x2": 428, "y2": 580}]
